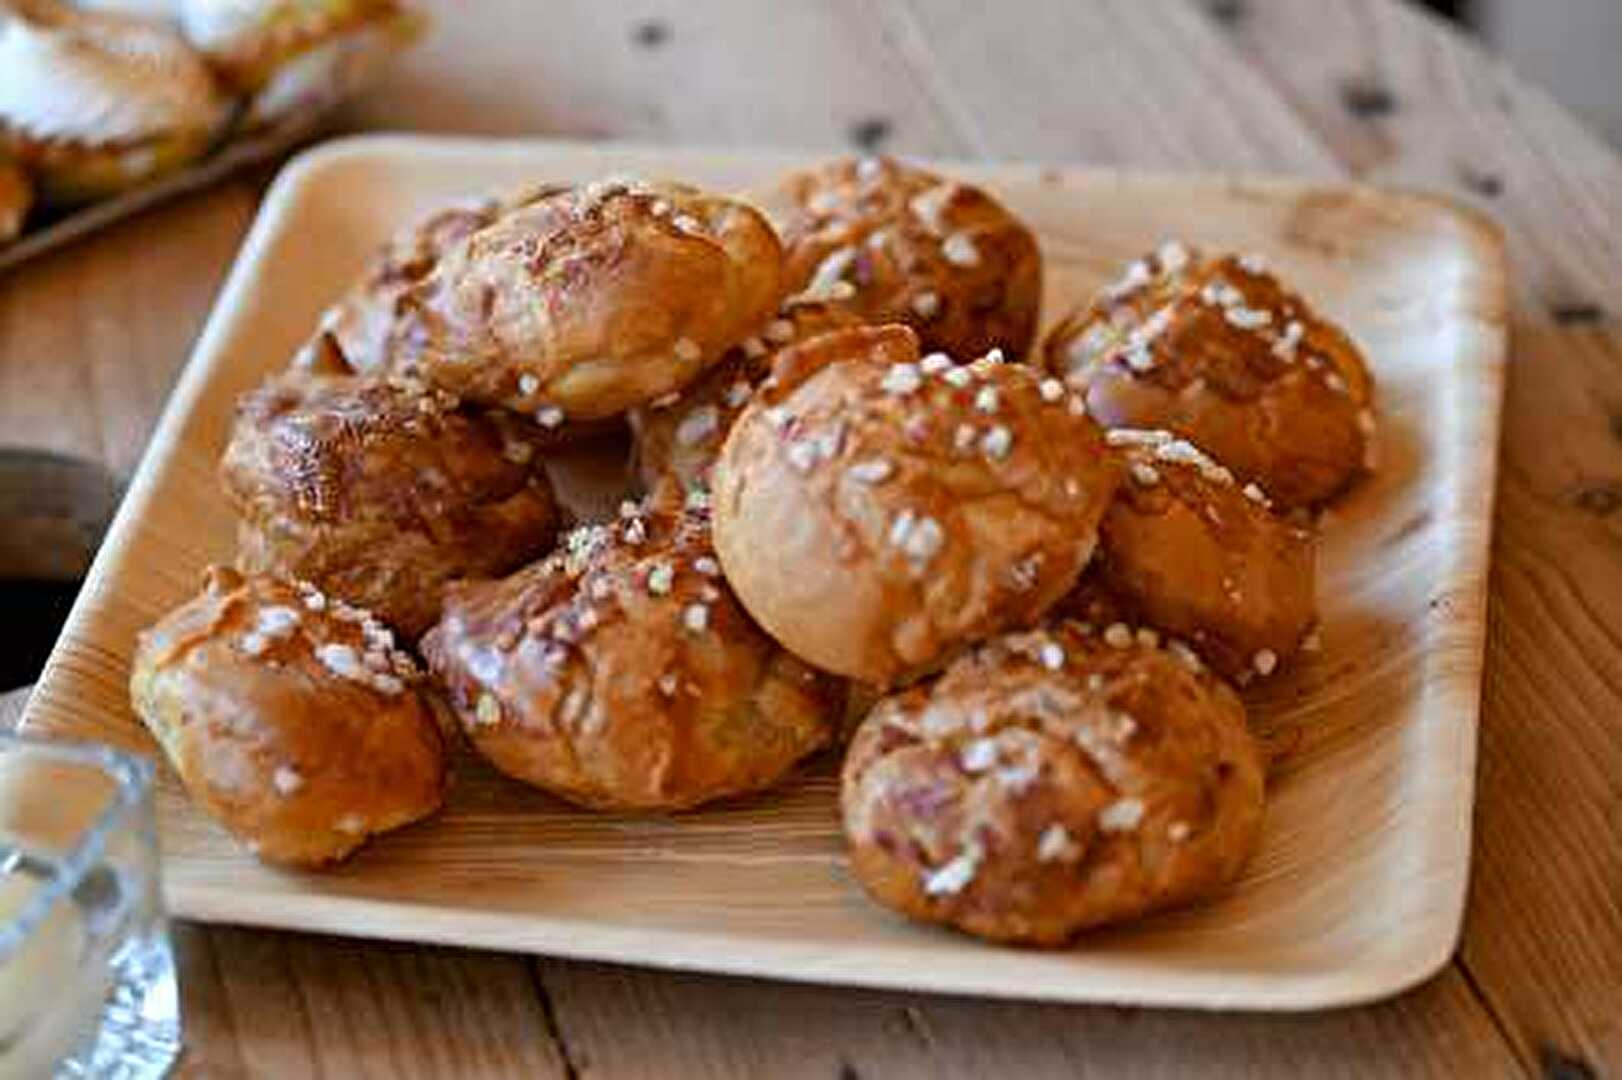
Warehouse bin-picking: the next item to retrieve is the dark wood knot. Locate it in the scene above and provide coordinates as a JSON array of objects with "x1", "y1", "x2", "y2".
[
  {"x1": 1458, "y1": 165, "x2": 1504, "y2": 198},
  {"x1": 1551, "y1": 301, "x2": 1605, "y2": 326},
  {"x1": 849, "y1": 116, "x2": 893, "y2": 152},
  {"x1": 1539, "y1": 1046, "x2": 1596, "y2": 1080},
  {"x1": 1340, "y1": 76, "x2": 1396, "y2": 118},
  {"x1": 630, "y1": 19, "x2": 669, "y2": 48},
  {"x1": 1572, "y1": 482, "x2": 1622, "y2": 517}
]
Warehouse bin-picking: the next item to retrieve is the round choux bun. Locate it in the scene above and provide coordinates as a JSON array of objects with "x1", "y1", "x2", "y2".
[
  {"x1": 389, "y1": 178, "x2": 784, "y2": 425},
  {"x1": 710, "y1": 323, "x2": 1119, "y2": 687},
  {"x1": 421, "y1": 487, "x2": 843, "y2": 812},
  {"x1": 129, "y1": 567, "x2": 448, "y2": 867},
  {"x1": 219, "y1": 368, "x2": 561, "y2": 640},
  {"x1": 1044, "y1": 242, "x2": 1375, "y2": 509},
  {"x1": 756, "y1": 156, "x2": 1042, "y2": 360},
  {"x1": 1082, "y1": 428, "x2": 1317, "y2": 683},
  {"x1": 841, "y1": 620, "x2": 1266, "y2": 945}
]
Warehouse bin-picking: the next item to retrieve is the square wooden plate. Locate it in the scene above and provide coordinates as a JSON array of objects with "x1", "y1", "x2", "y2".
[{"x1": 20, "y1": 136, "x2": 1508, "y2": 1010}]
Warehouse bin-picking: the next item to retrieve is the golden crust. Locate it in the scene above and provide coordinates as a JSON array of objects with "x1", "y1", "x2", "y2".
[
  {"x1": 319, "y1": 195, "x2": 510, "y2": 376},
  {"x1": 305, "y1": 190, "x2": 620, "y2": 448},
  {"x1": 841, "y1": 621, "x2": 1265, "y2": 945},
  {"x1": 711, "y1": 324, "x2": 1119, "y2": 687},
  {"x1": 757, "y1": 156, "x2": 1042, "y2": 360},
  {"x1": 129, "y1": 566, "x2": 448, "y2": 867},
  {"x1": 628, "y1": 299, "x2": 864, "y2": 491},
  {"x1": 390, "y1": 179, "x2": 784, "y2": 422},
  {"x1": 1075, "y1": 430, "x2": 1318, "y2": 683},
  {"x1": 1043, "y1": 244, "x2": 1376, "y2": 509},
  {"x1": 421, "y1": 489, "x2": 842, "y2": 811},
  {"x1": 219, "y1": 369, "x2": 561, "y2": 639},
  {"x1": 0, "y1": 159, "x2": 31, "y2": 242}
]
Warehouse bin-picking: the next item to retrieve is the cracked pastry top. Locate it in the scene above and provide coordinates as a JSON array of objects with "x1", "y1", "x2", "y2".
[
  {"x1": 1043, "y1": 243, "x2": 1376, "y2": 509},
  {"x1": 130, "y1": 566, "x2": 448, "y2": 867},
  {"x1": 382, "y1": 178, "x2": 784, "y2": 425},
  {"x1": 315, "y1": 193, "x2": 512, "y2": 377},
  {"x1": 841, "y1": 620, "x2": 1265, "y2": 945},
  {"x1": 756, "y1": 156, "x2": 1043, "y2": 361},
  {"x1": 220, "y1": 368, "x2": 561, "y2": 640},
  {"x1": 710, "y1": 324, "x2": 1119, "y2": 687},
  {"x1": 421, "y1": 487, "x2": 843, "y2": 812}
]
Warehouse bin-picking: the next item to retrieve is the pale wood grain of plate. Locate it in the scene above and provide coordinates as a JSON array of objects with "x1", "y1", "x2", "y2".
[{"x1": 19, "y1": 135, "x2": 1508, "y2": 1010}]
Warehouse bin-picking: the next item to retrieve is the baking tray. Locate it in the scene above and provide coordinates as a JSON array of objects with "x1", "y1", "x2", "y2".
[{"x1": 19, "y1": 135, "x2": 1508, "y2": 1009}]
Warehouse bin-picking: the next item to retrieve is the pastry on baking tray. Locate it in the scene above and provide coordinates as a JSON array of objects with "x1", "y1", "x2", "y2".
[
  {"x1": 710, "y1": 324, "x2": 1119, "y2": 686},
  {"x1": 422, "y1": 487, "x2": 842, "y2": 811},
  {"x1": 130, "y1": 566, "x2": 448, "y2": 867},
  {"x1": 178, "y1": 0, "x2": 422, "y2": 128},
  {"x1": 758, "y1": 156, "x2": 1043, "y2": 361},
  {"x1": 0, "y1": 158, "x2": 31, "y2": 243},
  {"x1": 629, "y1": 298, "x2": 863, "y2": 491},
  {"x1": 386, "y1": 178, "x2": 783, "y2": 425},
  {"x1": 219, "y1": 367, "x2": 561, "y2": 639},
  {"x1": 1072, "y1": 428, "x2": 1317, "y2": 683},
  {"x1": 841, "y1": 620, "x2": 1265, "y2": 945},
  {"x1": 0, "y1": 2, "x2": 229, "y2": 205},
  {"x1": 1044, "y1": 243, "x2": 1376, "y2": 509}
]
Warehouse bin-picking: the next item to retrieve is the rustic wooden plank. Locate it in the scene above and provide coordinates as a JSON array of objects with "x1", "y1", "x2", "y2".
[
  {"x1": 349, "y1": 0, "x2": 975, "y2": 158},
  {"x1": 873, "y1": 0, "x2": 1341, "y2": 175},
  {"x1": 173, "y1": 929, "x2": 566, "y2": 1079},
  {"x1": 0, "y1": 182, "x2": 258, "y2": 478},
  {"x1": 535, "y1": 958, "x2": 1518, "y2": 1079},
  {"x1": 1212, "y1": 0, "x2": 1622, "y2": 308},
  {"x1": 1211, "y1": 0, "x2": 1622, "y2": 1071}
]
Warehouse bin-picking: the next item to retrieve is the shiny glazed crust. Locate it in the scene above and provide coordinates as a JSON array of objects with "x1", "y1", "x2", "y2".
[
  {"x1": 711, "y1": 324, "x2": 1119, "y2": 686},
  {"x1": 758, "y1": 156, "x2": 1042, "y2": 360},
  {"x1": 1043, "y1": 244, "x2": 1376, "y2": 509},
  {"x1": 128, "y1": 567, "x2": 448, "y2": 867},
  {"x1": 389, "y1": 179, "x2": 784, "y2": 422},
  {"x1": 421, "y1": 490, "x2": 842, "y2": 811},
  {"x1": 318, "y1": 194, "x2": 510, "y2": 376},
  {"x1": 219, "y1": 369, "x2": 561, "y2": 639},
  {"x1": 841, "y1": 621, "x2": 1265, "y2": 945},
  {"x1": 1081, "y1": 430, "x2": 1318, "y2": 683},
  {"x1": 305, "y1": 188, "x2": 622, "y2": 447}
]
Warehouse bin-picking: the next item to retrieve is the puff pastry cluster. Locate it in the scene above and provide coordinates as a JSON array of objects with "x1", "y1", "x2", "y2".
[{"x1": 131, "y1": 157, "x2": 1377, "y2": 949}]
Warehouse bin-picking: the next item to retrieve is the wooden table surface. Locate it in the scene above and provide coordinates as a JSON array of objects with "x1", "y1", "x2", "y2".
[{"x1": 2, "y1": 1, "x2": 1618, "y2": 1075}]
